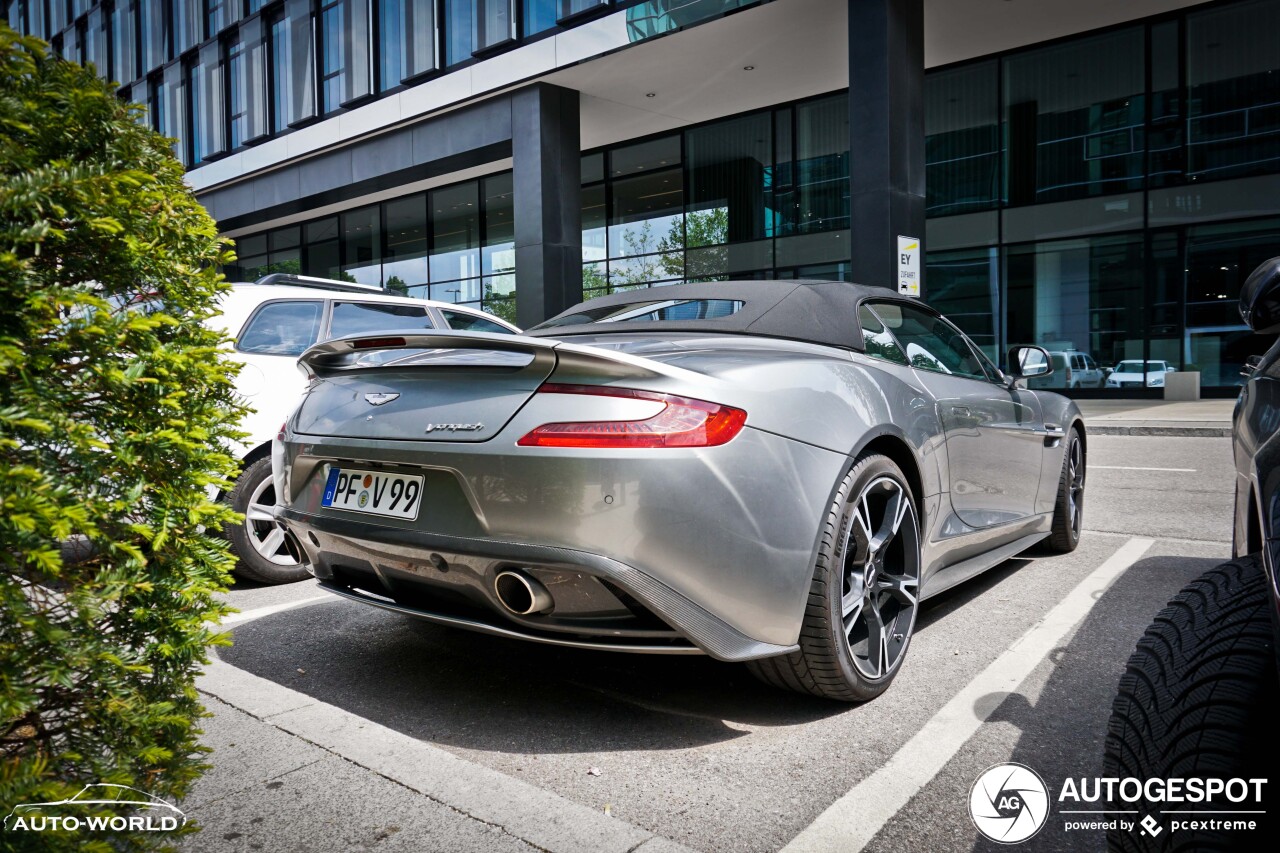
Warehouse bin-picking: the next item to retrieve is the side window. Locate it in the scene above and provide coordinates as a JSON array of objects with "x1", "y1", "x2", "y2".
[
  {"x1": 237, "y1": 300, "x2": 323, "y2": 356},
  {"x1": 867, "y1": 301, "x2": 988, "y2": 381},
  {"x1": 857, "y1": 305, "x2": 908, "y2": 366},
  {"x1": 328, "y1": 302, "x2": 434, "y2": 339},
  {"x1": 441, "y1": 309, "x2": 515, "y2": 335}
]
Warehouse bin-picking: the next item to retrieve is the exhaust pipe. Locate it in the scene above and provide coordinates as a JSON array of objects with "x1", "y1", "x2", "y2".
[{"x1": 494, "y1": 570, "x2": 554, "y2": 615}]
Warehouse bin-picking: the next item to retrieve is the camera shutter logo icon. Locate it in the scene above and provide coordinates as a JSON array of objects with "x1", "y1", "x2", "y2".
[{"x1": 969, "y1": 763, "x2": 1050, "y2": 844}]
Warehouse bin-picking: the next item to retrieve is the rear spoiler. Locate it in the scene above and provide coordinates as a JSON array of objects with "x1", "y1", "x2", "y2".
[{"x1": 298, "y1": 330, "x2": 703, "y2": 385}]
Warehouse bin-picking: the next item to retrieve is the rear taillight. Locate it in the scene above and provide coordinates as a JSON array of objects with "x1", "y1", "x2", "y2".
[
  {"x1": 277, "y1": 421, "x2": 287, "y2": 441},
  {"x1": 351, "y1": 336, "x2": 406, "y2": 349},
  {"x1": 517, "y1": 384, "x2": 747, "y2": 449}
]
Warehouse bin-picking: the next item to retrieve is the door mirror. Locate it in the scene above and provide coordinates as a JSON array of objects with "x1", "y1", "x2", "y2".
[
  {"x1": 1006, "y1": 345, "x2": 1052, "y2": 385},
  {"x1": 1240, "y1": 256, "x2": 1280, "y2": 333}
]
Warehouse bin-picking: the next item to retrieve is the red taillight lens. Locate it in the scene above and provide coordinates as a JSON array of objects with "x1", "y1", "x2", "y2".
[
  {"x1": 517, "y1": 384, "x2": 747, "y2": 448},
  {"x1": 277, "y1": 421, "x2": 288, "y2": 441}
]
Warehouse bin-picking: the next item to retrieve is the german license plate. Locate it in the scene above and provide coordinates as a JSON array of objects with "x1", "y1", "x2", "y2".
[{"x1": 321, "y1": 467, "x2": 423, "y2": 520}]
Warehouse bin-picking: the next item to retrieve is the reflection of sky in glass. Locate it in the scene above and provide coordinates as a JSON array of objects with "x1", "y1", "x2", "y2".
[
  {"x1": 382, "y1": 257, "x2": 428, "y2": 286},
  {"x1": 609, "y1": 214, "x2": 683, "y2": 258},
  {"x1": 430, "y1": 249, "x2": 480, "y2": 283},
  {"x1": 483, "y1": 244, "x2": 515, "y2": 275}
]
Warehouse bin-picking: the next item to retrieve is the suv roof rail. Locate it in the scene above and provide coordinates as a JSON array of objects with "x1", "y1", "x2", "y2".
[{"x1": 252, "y1": 273, "x2": 386, "y2": 293}]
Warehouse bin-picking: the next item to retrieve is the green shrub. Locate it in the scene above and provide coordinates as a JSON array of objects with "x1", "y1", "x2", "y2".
[{"x1": 0, "y1": 25, "x2": 244, "y2": 852}]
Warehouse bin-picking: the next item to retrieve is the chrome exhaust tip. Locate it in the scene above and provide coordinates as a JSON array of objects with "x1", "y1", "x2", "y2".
[{"x1": 494, "y1": 570, "x2": 554, "y2": 616}]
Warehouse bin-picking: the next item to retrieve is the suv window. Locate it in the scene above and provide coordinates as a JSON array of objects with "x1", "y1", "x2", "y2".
[
  {"x1": 440, "y1": 309, "x2": 515, "y2": 334},
  {"x1": 866, "y1": 302, "x2": 988, "y2": 381},
  {"x1": 237, "y1": 300, "x2": 323, "y2": 356},
  {"x1": 857, "y1": 305, "x2": 908, "y2": 365},
  {"x1": 329, "y1": 302, "x2": 434, "y2": 339}
]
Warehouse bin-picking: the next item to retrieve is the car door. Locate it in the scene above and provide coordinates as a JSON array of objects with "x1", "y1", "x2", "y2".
[{"x1": 865, "y1": 300, "x2": 1045, "y2": 528}]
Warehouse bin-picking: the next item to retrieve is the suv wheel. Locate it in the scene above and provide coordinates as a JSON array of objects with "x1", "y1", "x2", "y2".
[{"x1": 224, "y1": 456, "x2": 310, "y2": 584}]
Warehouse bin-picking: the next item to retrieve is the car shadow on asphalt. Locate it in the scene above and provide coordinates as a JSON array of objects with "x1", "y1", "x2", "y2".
[
  {"x1": 965, "y1": 554, "x2": 1223, "y2": 853},
  {"x1": 221, "y1": 596, "x2": 849, "y2": 754}
]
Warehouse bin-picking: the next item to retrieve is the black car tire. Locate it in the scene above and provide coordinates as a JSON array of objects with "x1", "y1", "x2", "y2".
[
  {"x1": 748, "y1": 453, "x2": 922, "y2": 702},
  {"x1": 1042, "y1": 427, "x2": 1084, "y2": 554},
  {"x1": 1103, "y1": 556, "x2": 1277, "y2": 852},
  {"x1": 224, "y1": 456, "x2": 310, "y2": 585}
]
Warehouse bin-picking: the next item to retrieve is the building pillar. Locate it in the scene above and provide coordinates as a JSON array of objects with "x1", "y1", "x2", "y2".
[
  {"x1": 512, "y1": 84, "x2": 583, "y2": 327},
  {"x1": 848, "y1": 0, "x2": 926, "y2": 296}
]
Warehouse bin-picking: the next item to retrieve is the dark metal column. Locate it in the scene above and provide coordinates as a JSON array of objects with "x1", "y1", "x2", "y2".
[
  {"x1": 848, "y1": 0, "x2": 926, "y2": 295},
  {"x1": 512, "y1": 84, "x2": 583, "y2": 327}
]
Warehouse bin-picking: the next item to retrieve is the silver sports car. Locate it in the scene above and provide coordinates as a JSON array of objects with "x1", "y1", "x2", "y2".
[{"x1": 273, "y1": 280, "x2": 1085, "y2": 701}]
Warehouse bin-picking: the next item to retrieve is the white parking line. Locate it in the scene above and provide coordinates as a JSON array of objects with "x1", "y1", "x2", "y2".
[
  {"x1": 780, "y1": 536, "x2": 1154, "y2": 853},
  {"x1": 1091, "y1": 465, "x2": 1196, "y2": 472},
  {"x1": 220, "y1": 594, "x2": 333, "y2": 625}
]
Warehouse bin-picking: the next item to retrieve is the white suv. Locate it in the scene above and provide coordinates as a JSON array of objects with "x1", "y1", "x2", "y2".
[
  {"x1": 210, "y1": 274, "x2": 519, "y2": 584},
  {"x1": 1028, "y1": 350, "x2": 1104, "y2": 389}
]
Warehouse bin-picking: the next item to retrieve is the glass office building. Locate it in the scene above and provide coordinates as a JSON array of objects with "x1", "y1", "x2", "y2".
[{"x1": 6, "y1": 0, "x2": 1278, "y2": 392}]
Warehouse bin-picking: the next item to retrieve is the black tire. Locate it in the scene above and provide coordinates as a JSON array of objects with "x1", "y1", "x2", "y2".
[
  {"x1": 747, "y1": 453, "x2": 922, "y2": 702},
  {"x1": 1042, "y1": 426, "x2": 1084, "y2": 553},
  {"x1": 224, "y1": 456, "x2": 310, "y2": 585},
  {"x1": 1103, "y1": 557, "x2": 1278, "y2": 853}
]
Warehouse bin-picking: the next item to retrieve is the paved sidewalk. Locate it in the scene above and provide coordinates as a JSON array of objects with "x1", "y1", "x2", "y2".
[
  {"x1": 181, "y1": 648, "x2": 695, "y2": 853},
  {"x1": 1076, "y1": 398, "x2": 1235, "y2": 437}
]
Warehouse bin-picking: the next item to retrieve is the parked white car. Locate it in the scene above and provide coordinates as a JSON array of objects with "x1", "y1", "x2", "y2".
[
  {"x1": 1105, "y1": 359, "x2": 1177, "y2": 390},
  {"x1": 209, "y1": 274, "x2": 519, "y2": 583}
]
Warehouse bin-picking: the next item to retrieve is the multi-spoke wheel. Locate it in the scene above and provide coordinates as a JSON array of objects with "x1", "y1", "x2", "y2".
[
  {"x1": 748, "y1": 453, "x2": 922, "y2": 702},
  {"x1": 1044, "y1": 427, "x2": 1085, "y2": 554},
  {"x1": 224, "y1": 456, "x2": 311, "y2": 584}
]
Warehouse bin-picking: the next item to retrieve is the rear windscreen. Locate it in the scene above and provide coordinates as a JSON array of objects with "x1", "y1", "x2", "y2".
[{"x1": 536, "y1": 298, "x2": 746, "y2": 328}]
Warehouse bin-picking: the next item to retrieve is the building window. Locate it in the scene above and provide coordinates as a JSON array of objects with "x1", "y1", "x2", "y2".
[
  {"x1": 174, "y1": 0, "x2": 200, "y2": 54},
  {"x1": 139, "y1": 0, "x2": 168, "y2": 72},
  {"x1": 341, "y1": 205, "x2": 382, "y2": 285},
  {"x1": 524, "y1": 0, "x2": 557, "y2": 35},
  {"x1": 1005, "y1": 234, "x2": 1146, "y2": 378},
  {"x1": 1185, "y1": 0, "x2": 1280, "y2": 183},
  {"x1": 685, "y1": 111, "x2": 773, "y2": 280},
  {"x1": 206, "y1": 0, "x2": 242, "y2": 37},
  {"x1": 925, "y1": 248, "x2": 999, "y2": 360},
  {"x1": 49, "y1": 0, "x2": 67, "y2": 38},
  {"x1": 925, "y1": 60, "x2": 999, "y2": 217},
  {"x1": 111, "y1": 0, "x2": 138, "y2": 84},
  {"x1": 475, "y1": 0, "x2": 514, "y2": 53},
  {"x1": 272, "y1": 0, "x2": 316, "y2": 129},
  {"x1": 780, "y1": 94, "x2": 849, "y2": 236},
  {"x1": 482, "y1": 172, "x2": 515, "y2": 313},
  {"x1": 429, "y1": 182, "x2": 481, "y2": 302},
  {"x1": 378, "y1": 0, "x2": 437, "y2": 90},
  {"x1": 319, "y1": 0, "x2": 372, "y2": 112},
  {"x1": 1003, "y1": 27, "x2": 1145, "y2": 206},
  {"x1": 444, "y1": 0, "x2": 472, "y2": 65},
  {"x1": 190, "y1": 42, "x2": 226, "y2": 164},
  {"x1": 227, "y1": 20, "x2": 267, "y2": 148},
  {"x1": 382, "y1": 194, "x2": 429, "y2": 291}
]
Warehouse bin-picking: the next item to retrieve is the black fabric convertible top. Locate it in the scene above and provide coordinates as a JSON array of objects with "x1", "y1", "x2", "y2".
[{"x1": 527, "y1": 280, "x2": 927, "y2": 352}]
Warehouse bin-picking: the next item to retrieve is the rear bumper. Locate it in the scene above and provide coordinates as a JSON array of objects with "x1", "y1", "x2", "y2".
[{"x1": 281, "y1": 506, "x2": 800, "y2": 662}]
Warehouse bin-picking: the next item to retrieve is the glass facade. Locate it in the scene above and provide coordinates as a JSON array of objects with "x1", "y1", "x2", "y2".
[{"x1": 12, "y1": 0, "x2": 1279, "y2": 389}]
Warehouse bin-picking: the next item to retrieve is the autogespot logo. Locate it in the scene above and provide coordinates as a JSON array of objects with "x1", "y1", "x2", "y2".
[{"x1": 969, "y1": 763, "x2": 1050, "y2": 844}]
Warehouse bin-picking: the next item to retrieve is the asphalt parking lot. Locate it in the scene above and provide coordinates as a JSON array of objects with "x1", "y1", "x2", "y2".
[{"x1": 191, "y1": 434, "x2": 1242, "y2": 852}]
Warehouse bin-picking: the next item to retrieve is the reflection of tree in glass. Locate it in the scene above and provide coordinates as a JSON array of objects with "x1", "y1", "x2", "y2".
[
  {"x1": 385, "y1": 275, "x2": 408, "y2": 295},
  {"x1": 481, "y1": 280, "x2": 518, "y2": 325}
]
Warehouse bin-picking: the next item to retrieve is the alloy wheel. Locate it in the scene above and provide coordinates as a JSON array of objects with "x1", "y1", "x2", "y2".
[
  {"x1": 839, "y1": 476, "x2": 921, "y2": 680},
  {"x1": 1067, "y1": 436, "x2": 1085, "y2": 537},
  {"x1": 244, "y1": 476, "x2": 302, "y2": 567}
]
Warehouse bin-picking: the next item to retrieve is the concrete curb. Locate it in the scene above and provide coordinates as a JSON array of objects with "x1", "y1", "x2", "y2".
[
  {"x1": 1085, "y1": 425, "x2": 1231, "y2": 437},
  {"x1": 197, "y1": 655, "x2": 698, "y2": 853}
]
